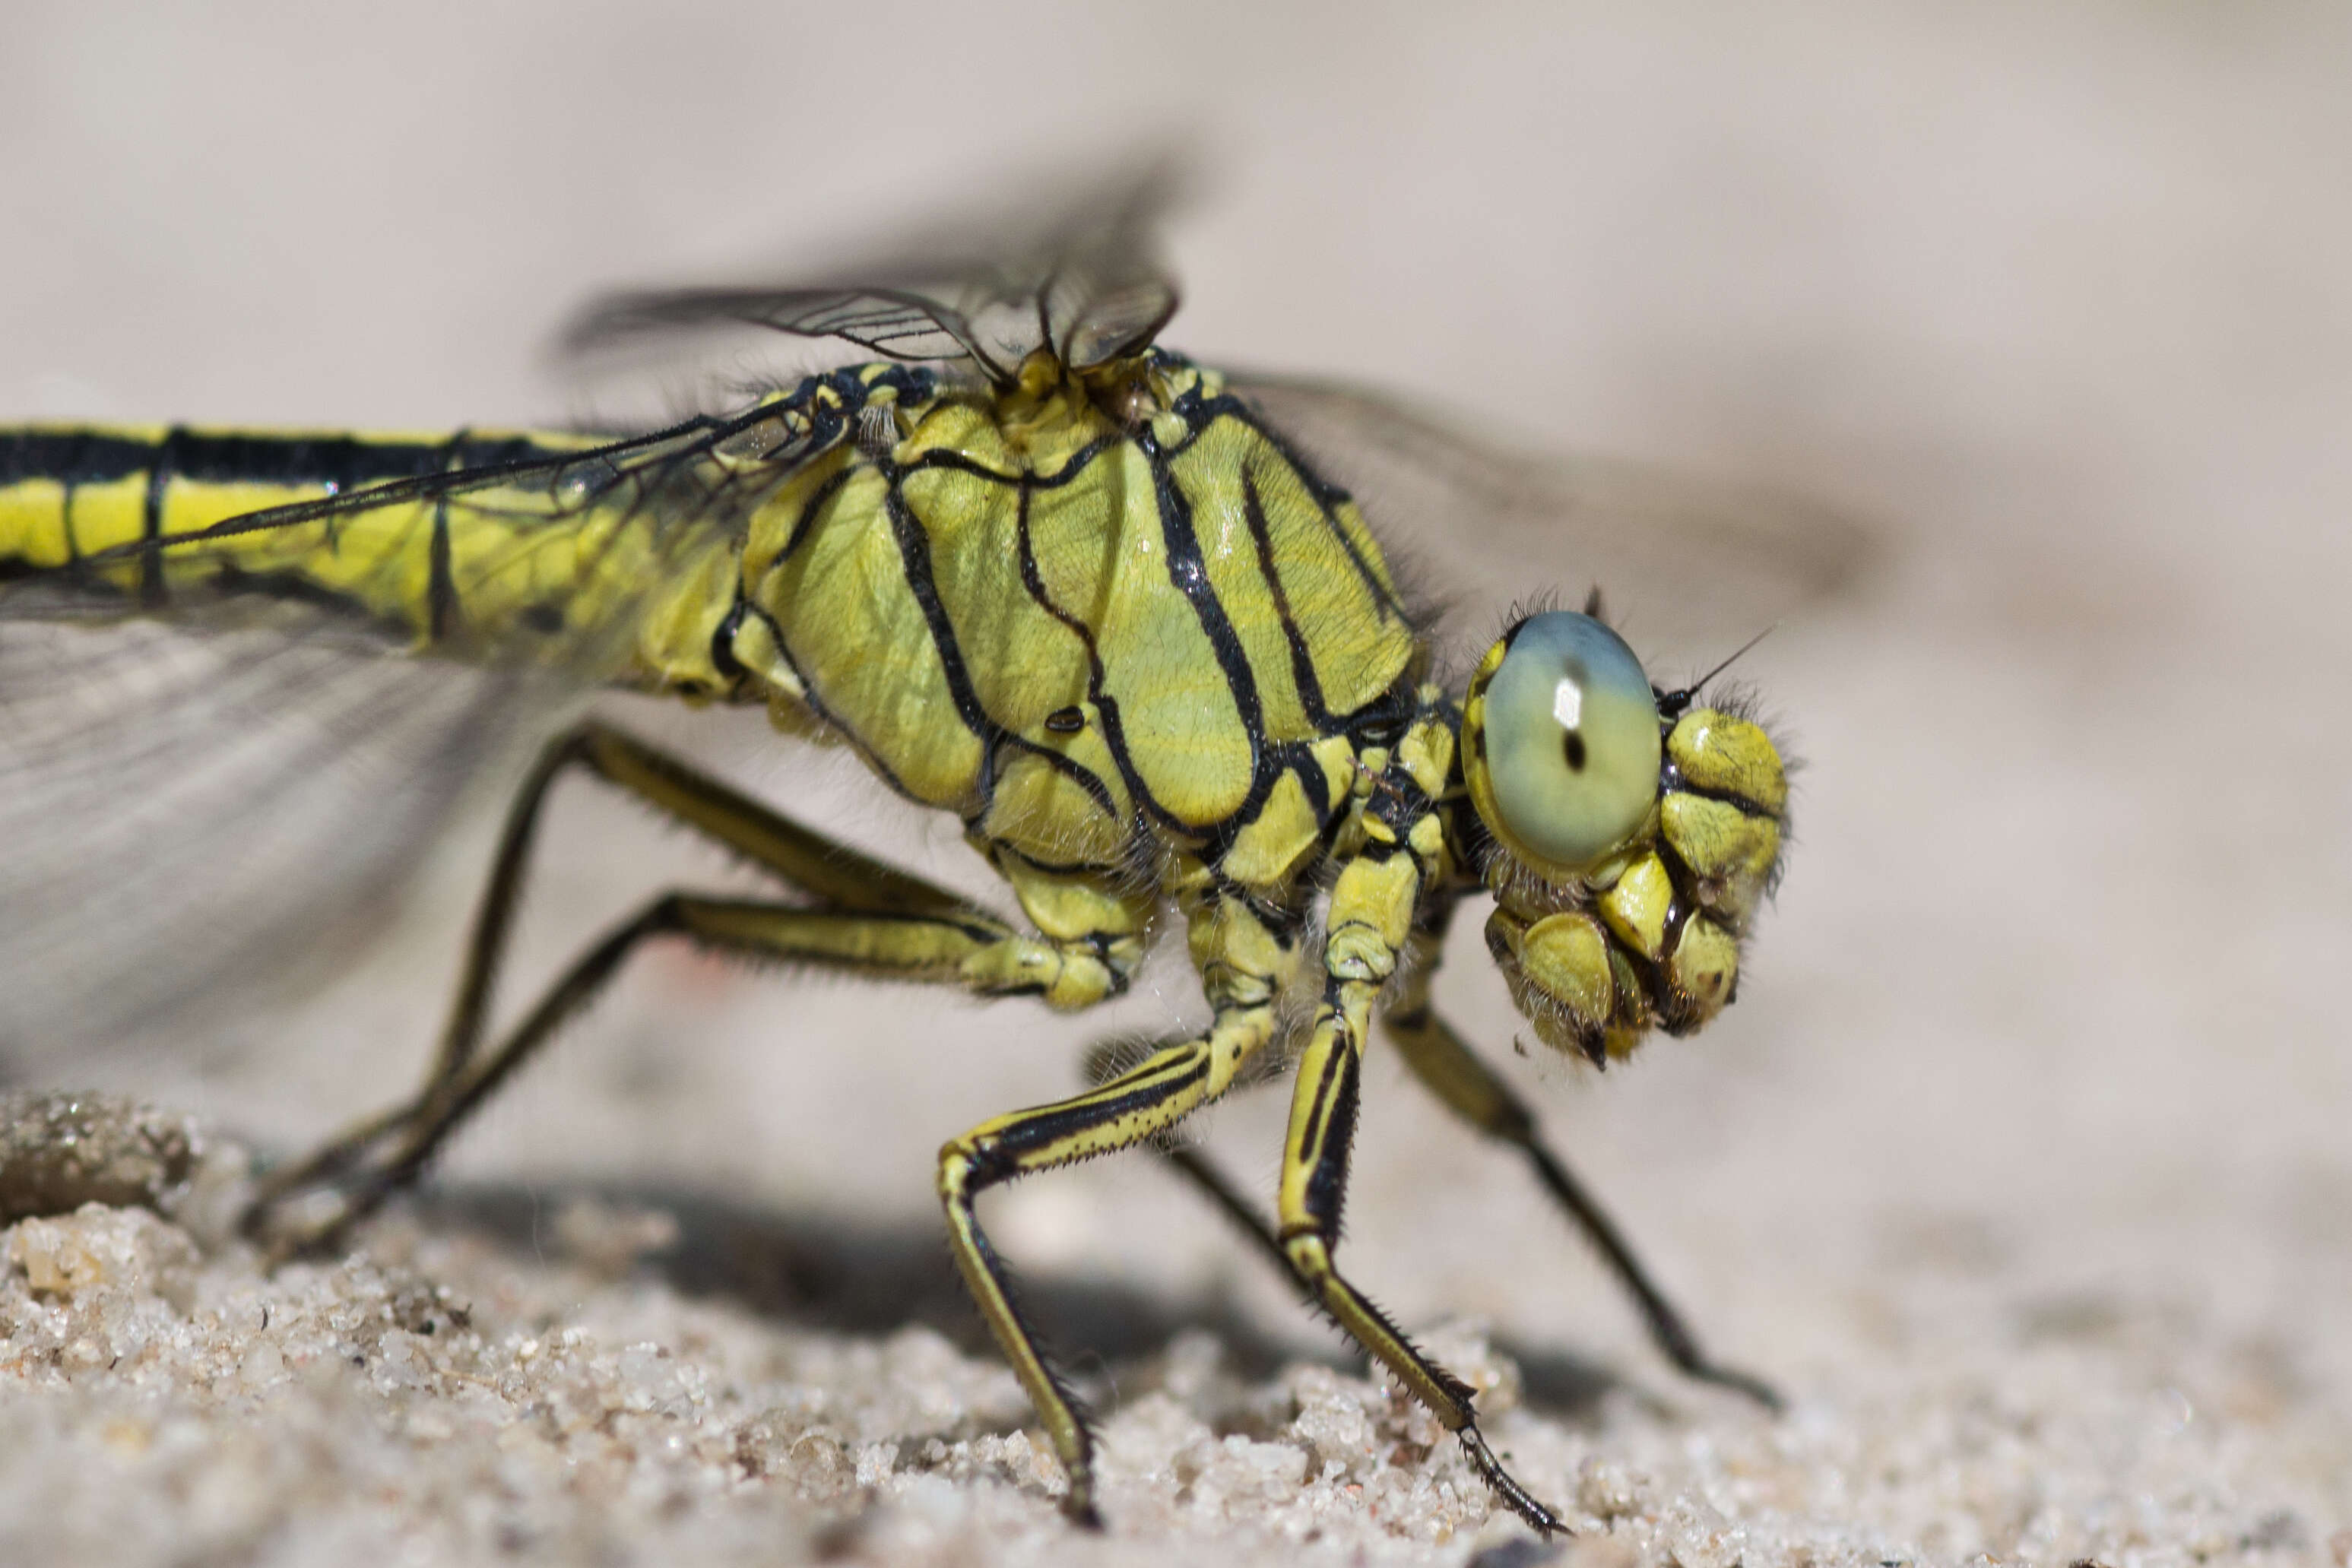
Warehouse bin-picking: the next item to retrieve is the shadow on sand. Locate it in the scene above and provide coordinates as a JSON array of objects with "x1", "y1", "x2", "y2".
[{"x1": 418, "y1": 1177, "x2": 1627, "y2": 1420}]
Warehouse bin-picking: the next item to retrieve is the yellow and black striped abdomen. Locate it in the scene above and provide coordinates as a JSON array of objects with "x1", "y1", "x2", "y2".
[
  {"x1": 0, "y1": 423, "x2": 648, "y2": 657},
  {"x1": 726, "y1": 358, "x2": 1423, "y2": 877}
]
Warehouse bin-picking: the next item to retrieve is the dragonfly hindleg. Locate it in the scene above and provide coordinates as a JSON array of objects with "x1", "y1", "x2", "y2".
[{"x1": 244, "y1": 720, "x2": 1136, "y2": 1254}]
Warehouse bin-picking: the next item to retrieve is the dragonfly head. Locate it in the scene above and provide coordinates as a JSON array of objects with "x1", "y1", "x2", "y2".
[{"x1": 1460, "y1": 610, "x2": 1789, "y2": 1066}]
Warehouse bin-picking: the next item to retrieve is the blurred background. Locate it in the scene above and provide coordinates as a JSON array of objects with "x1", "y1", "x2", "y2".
[{"x1": 5, "y1": 0, "x2": 2348, "y2": 1489}]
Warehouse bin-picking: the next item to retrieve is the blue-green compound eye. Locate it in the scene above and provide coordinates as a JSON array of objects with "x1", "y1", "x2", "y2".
[{"x1": 1466, "y1": 611, "x2": 1663, "y2": 874}]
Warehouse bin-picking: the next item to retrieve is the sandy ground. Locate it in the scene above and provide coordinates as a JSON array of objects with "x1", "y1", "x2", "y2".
[{"x1": 5, "y1": 5, "x2": 2352, "y2": 1565}]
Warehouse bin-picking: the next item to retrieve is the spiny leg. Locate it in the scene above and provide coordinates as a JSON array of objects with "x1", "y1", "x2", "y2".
[
  {"x1": 1383, "y1": 975, "x2": 1780, "y2": 1410},
  {"x1": 1277, "y1": 989, "x2": 1563, "y2": 1537},
  {"x1": 241, "y1": 730, "x2": 586, "y2": 1220},
  {"x1": 1261, "y1": 825, "x2": 1565, "y2": 1536},
  {"x1": 1097, "y1": 1031, "x2": 1561, "y2": 1531},
  {"x1": 439, "y1": 721, "x2": 1022, "y2": 1076},
  {"x1": 246, "y1": 719, "x2": 1127, "y2": 1249},
  {"x1": 940, "y1": 1003, "x2": 1281, "y2": 1527},
  {"x1": 251, "y1": 889, "x2": 1121, "y2": 1255},
  {"x1": 1114, "y1": 1017, "x2": 1774, "y2": 1410},
  {"x1": 1079, "y1": 1036, "x2": 1298, "y2": 1282}
]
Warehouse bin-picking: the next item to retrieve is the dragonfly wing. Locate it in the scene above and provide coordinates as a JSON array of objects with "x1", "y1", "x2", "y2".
[
  {"x1": 0, "y1": 616, "x2": 579, "y2": 1059},
  {"x1": 1230, "y1": 375, "x2": 1881, "y2": 673},
  {"x1": 559, "y1": 157, "x2": 1183, "y2": 383},
  {"x1": 563, "y1": 287, "x2": 987, "y2": 369}
]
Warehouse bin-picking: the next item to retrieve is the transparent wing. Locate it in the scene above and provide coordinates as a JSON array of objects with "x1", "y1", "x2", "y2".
[
  {"x1": 0, "y1": 407, "x2": 833, "y2": 1061},
  {"x1": 1231, "y1": 376, "x2": 1881, "y2": 673},
  {"x1": 0, "y1": 618, "x2": 575, "y2": 1060},
  {"x1": 560, "y1": 157, "x2": 1183, "y2": 384},
  {"x1": 566, "y1": 287, "x2": 987, "y2": 369}
]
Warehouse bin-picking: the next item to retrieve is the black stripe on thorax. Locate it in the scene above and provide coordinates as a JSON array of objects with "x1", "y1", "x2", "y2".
[
  {"x1": 895, "y1": 436, "x2": 1181, "y2": 847},
  {"x1": 991, "y1": 733, "x2": 1124, "y2": 830},
  {"x1": 879, "y1": 480, "x2": 998, "y2": 769},
  {"x1": 708, "y1": 596, "x2": 750, "y2": 689},
  {"x1": 900, "y1": 435, "x2": 1119, "y2": 491},
  {"x1": 737, "y1": 596, "x2": 927, "y2": 804},
  {"x1": 1239, "y1": 466, "x2": 1337, "y2": 731},
  {"x1": 880, "y1": 462, "x2": 1143, "y2": 835},
  {"x1": 1200, "y1": 397, "x2": 1412, "y2": 628},
  {"x1": 772, "y1": 463, "x2": 857, "y2": 567},
  {"x1": 1006, "y1": 465, "x2": 1169, "y2": 840},
  {"x1": 1146, "y1": 413, "x2": 1352, "y2": 854},
  {"x1": 1143, "y1": 436, "x2": 1265, "y2": 768}
]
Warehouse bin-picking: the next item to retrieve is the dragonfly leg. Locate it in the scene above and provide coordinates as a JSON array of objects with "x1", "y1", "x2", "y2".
[
  {"x1": 1110, "y1": 1006, "x2": 1572, "y2": 1535},
  {"x1": 248, "y1": 889, "x2": 1138, "y2": 1256},
  {"x1": 1076, "y1": 1036, "x2": 1298, "y2": 1280},
  {"x1": 1106, "y1": 1015, "x2": 1780, "y2": 1411},
  {"x1": 245, "y1": 718, "x2": 1136, "y2": 1253},
  {"x1": 1237, "y1": 806, "x2": 1567, "y2": 1538},
  {"x1": 939, "y1": 1001, "x2": 1280, "y2": 1526},
  {"x1": 1276, "y1": 993, "x2": 1565, "y2": 1538},
  {"x1": 428, "y1": 720, "x2": 1057, "y2": 1089},
  {"x1": 240, "y1": 730, "x2": 600, "y2": 1231},
  {"x1": 1383, "y1": 965, "x2": 1782, "y2": 1411}
]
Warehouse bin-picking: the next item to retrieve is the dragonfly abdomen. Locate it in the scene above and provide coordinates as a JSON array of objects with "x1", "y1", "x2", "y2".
[{"x1": 0, "y1": 423, "x2": 617, "y2": 649}]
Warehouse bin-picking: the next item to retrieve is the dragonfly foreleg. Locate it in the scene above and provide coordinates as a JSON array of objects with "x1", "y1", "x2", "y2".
[{"x1": 1270, "y1": 830, "x2": 1567, "y2": 1537}]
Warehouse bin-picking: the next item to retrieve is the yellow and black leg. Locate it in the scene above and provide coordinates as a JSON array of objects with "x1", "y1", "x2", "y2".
[
  {"x1": 245, "y1": 721, "x2": 1136, "y2": 1253},
  {"x1": 1276, "y1": 987, "x2": 1564, "y2": 1535},
  {"x1": 1078, "y1": 1037, "x2": 1298, "y2": 1280},
  {"x1": 1257, "y1": 833, "x2": 1567, "y2": 1536},
  {"x1": 939, "y1": 1000, "x2": 1280, "y2": 1525},
  {"x1": 1123, "y1": 1022, "x2": 1777, "y2": 1412}
]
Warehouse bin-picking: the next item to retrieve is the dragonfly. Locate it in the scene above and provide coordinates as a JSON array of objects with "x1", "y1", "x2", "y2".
[{"x1": 0, "y1": 182, "x2": 1853, "y2": 1535}]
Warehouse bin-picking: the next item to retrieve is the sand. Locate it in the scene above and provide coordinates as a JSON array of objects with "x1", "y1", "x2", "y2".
[{"x1": 2, "y1": 1091, "x2": 2342, "y2": 1568}]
